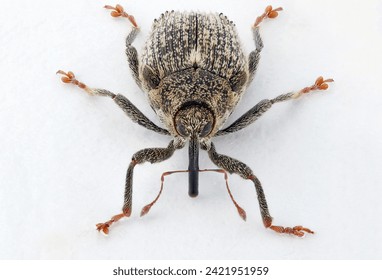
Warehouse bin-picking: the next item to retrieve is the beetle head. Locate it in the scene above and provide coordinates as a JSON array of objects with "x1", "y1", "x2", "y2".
[{"x1": 174, "y1": 102, "x2": 215, "y2": 139}]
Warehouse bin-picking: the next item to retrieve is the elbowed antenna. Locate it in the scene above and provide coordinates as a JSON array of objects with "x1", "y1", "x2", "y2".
[{"x1": 188, "y1": 134, "x2": 199, "y2": 197}]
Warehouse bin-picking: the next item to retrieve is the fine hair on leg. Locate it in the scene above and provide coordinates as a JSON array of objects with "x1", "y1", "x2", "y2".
[
  {"x1": 56, "y1": 70, "x2": 170, "y2": 135},
  {"x1": 96, "y1": 140, "x2": 181, "y2": 234},
  {"x1": 216, "y1": 76, "x2": 333, "y2": 136},
  {"x1": 206, "y1": 142, "x2": 314, "y2": 237}
]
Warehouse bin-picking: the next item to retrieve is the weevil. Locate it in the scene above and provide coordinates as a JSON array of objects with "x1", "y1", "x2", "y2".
[{"x1": 57, "y1": 4, "x2": 333, "y2": 236}]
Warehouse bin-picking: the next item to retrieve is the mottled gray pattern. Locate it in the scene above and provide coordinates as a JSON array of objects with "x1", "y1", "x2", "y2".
[
  {"x1": 215, "y1": 92, "x2": 297, "y2": 136},
  {"x1": 141, "y1": 11, "x2": 246, "y2": 82},
  {"x1": 207, "y1": 142, "x2": 271, "y2": 224},
  {"x1": 132, "y1": 140, "x2": 176, "y2": 163},
  {"x1": 125, "y1": 28, "x2": 141, "y2": 89},
  {"x1": 250, "y1": 176, "x2": 272, "y2": 223},
  {"x1": 216, "y1": 99, "x2": 272, "y2": 136},
  {"x1": 148, "y1": 68, "x2": 236, "y2": 136},
  {"x1": 270, "y1": 92, "x2": 294, "y2": 103},
  {"x1": 139, "y1": 12, "x2": 249, "y2": 137},
  {"x1": 123, "y1": 141, "x2": 180, "y2": 214},
  {"x1": 113, "y1": 94, "x2": 170, "y2": 135},
  {"x1": 247, "y1": 27, "x2": 263, "y2": 83}
]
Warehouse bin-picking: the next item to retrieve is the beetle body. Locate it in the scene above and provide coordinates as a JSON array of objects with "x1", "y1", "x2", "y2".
[
  {"x1": 138, "y1": 12, "x2": 250, "y2": 197},
  {"x1": 141, "y1": 11, "x2": 248, "y2": 141},
  {"x1": 58, "y1": 5, "x2": 331, "y2": 236}
]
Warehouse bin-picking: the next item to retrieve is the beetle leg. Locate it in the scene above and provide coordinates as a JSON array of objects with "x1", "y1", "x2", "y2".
[
  {"x1": 125, "y1": 29, "x2": 142, "y2": 89},
  {"x1": 56, "y1": 70, "x2": 170, "y2": 135},
  {"x1": 216, "y1": 76, "x2": 334, "y2": 136},
  {"x1": 56, "y1": 70, "x2": 115, "y2": 97},
  {"x1": 56, "y1": 70, "x2": 94, "y2": 95},
  {"x1": 270, "y1": 76, "x2": 334, "y2": 102},
  {"x1": 96, "y1": 141, "x2": 180, "y2": 235},
  {"x1": 104, "y1": 4, "x2": 138, "y2": 28},
  {"x1": 207, "y1": 142, "x2": 314, "y2": 237},
  {"x1": 248, "y1": 6, "x2": 283, "y2": 83},
  {"x1": 113, "y1": 94, "x2": 170, "y2": 135},
  {"x1": 291, "y1": 76, "x2": 334, "y2": 99},
  {"x1": 95, "y1": 213, "x2": 127, "y2": 235},
  {"x1": 248, "y1": 27, "x2": 262, "y2": 83},
  {"x1": 254, "y1": 5, "x2": 283, "y2": 28},
  {"x1": 267, "y1": 225, "x2": 314, "y2": 237},
  {"x1": 104, "y1": 4, "x2": 142, "y2": 89}
]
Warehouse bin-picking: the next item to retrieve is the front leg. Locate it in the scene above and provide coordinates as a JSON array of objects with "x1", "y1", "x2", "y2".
[
  {"x1": 216, "y1": 76, "x2": 333, "y2": 136},
  {"x1": 56, "y1": 70, "x2": 170, "y2": 135},
  {"x1": 206, "y1": 142, "x2": 314, "y2": 237},
  {"x1": 96, "y1": 140, "x2": 181, "y2": 234}
]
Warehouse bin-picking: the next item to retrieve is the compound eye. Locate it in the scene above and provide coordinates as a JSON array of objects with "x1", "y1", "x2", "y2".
[
  {"x1": 176, "y1": 123, "x2": 189, "y2": 137},
  {"x1": 143, "y1": 66, "x2": 160, "y2": 89},
  {"x1": 199, "y1": 121, "x2": 213, "y2": 138}
]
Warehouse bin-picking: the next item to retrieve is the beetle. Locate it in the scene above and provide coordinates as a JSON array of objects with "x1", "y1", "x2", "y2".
[{"x1": 57, "y1": 4, "x2": 333, "y2": 236}]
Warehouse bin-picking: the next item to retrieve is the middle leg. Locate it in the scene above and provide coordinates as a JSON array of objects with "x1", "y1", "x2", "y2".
[{"x1": 216, "y1": 76, "x2": 333, "y2": 136}]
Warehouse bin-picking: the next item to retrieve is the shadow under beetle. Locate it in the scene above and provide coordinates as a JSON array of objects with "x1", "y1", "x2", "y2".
[{"x1": 57, "y1": 4, "x2": 333, "y2": 236}]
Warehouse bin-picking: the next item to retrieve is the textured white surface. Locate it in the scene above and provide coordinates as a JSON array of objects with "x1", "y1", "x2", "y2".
[{"x1": 1, "y1": 0, "x2": 381, "y2": 259}]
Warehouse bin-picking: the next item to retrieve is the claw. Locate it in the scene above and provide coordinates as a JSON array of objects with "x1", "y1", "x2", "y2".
[
  {"x1": 263, "y1": 216, "x2": 313, "y2": 237},
  {"x1": 104, "y1": 4, "x2": 138, "y2": 28},
  {"x1": 268, "y1": 225, "x2": 314, "y2": 237},
  {"x1": 254, "y1": 5, "x2": 283, "y2": 27},
  {"x1": 56, "y1": 70, "x2": 88, "y2": 90},
  {"x1": 293, "y1": 76, "x2": 334, "y2": 98},
  {"x1": 96, "y1": 212, "x2": 127, "y2": 235},
  {"x1": 96, "y1": 222, "x2": 110, "y2": 235}
]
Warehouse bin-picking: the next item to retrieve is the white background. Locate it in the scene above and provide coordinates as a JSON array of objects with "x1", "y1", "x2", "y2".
[{"x1": 1, "y1": 0, "x2": 381, "y2": 259}]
